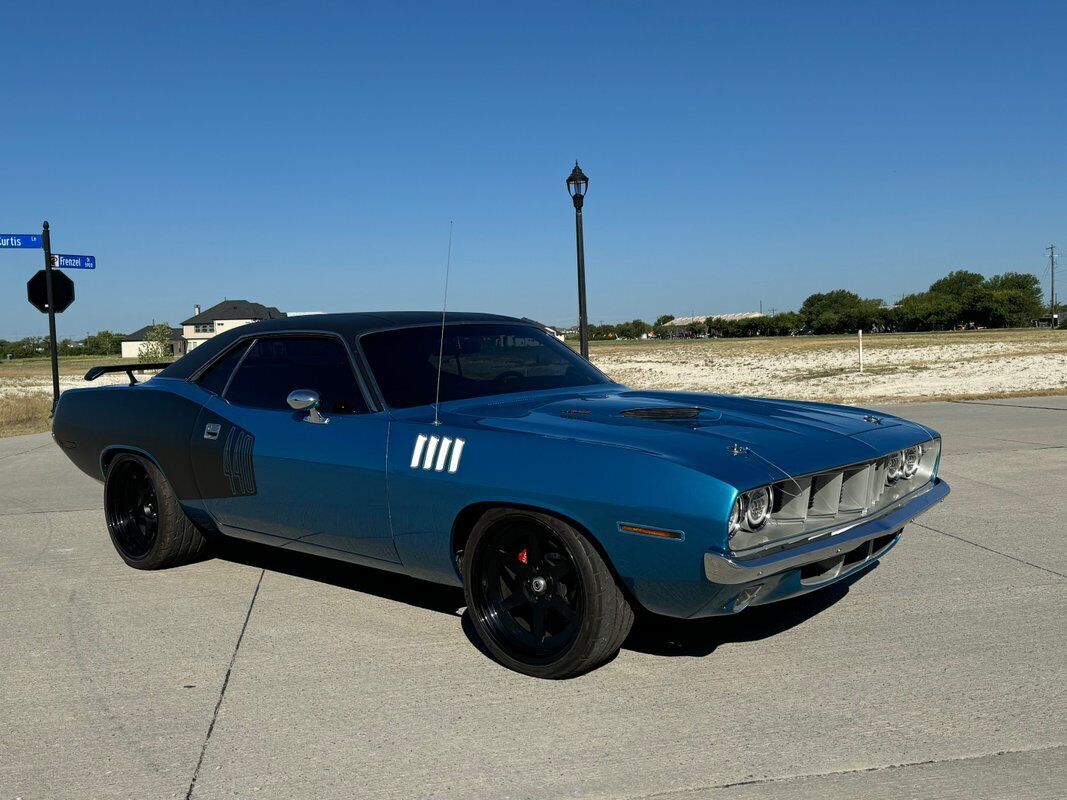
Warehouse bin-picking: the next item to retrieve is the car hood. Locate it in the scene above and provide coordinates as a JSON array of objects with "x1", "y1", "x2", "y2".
[{"x1": 444, "y1": 386, "x2": 937, "y2": 489}]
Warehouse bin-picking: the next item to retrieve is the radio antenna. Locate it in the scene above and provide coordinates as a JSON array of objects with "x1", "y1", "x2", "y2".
[{"x1": 432, "y1": 220, "x2": 454, "y2": 426}]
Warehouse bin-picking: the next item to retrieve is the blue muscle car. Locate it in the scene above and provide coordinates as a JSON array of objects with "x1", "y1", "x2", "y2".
[{"x1": 52, "y1": 312, "x2": 949, "y2": 678}]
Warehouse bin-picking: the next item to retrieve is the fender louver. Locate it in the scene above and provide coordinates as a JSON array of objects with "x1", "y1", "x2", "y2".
[{"x1": 619, "y1": 406, "x2": 702, "y2": 420}]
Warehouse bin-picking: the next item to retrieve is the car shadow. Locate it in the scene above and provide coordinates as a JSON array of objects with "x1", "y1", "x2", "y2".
[
  {"x1": 214, "y1": 537, "x2": 466, "y2": 616},
  {"x1": 624, "y1": 563, "x2": 877, "y2": 658},
  {"x1": 214, "y1": 536, "x2": 875, "y2": 662}
]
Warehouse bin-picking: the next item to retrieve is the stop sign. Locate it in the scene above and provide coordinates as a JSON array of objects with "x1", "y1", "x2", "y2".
[{"x1": 27, "y1": 269, "x2": 75, "y2": 313}]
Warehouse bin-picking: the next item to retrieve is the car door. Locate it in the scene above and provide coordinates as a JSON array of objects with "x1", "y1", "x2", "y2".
[{"x1": 189, "y1": 333, "x2": 398, "y2": 564}]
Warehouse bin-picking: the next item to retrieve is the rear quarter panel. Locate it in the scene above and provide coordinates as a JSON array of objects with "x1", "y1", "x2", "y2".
[{"x1": 52, "y1": 378, "x2": 205, "y2": 499}]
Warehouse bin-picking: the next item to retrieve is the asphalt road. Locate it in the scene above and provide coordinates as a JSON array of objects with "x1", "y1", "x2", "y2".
[{"x1": 1, "y1": 398, "x2": 1064, "y2": 799}]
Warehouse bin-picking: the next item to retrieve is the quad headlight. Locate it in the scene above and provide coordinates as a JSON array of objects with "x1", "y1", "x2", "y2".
[
  {"x1": 729, "y1": 485, "x2": 774, "y2": 540},
  {"x1": 885, "y1": 451, "x2": 904, "y2": 483},
  {"x1": 886, "y1": 444, "x2": 924, "y2": 485},
  {"x1": 902, "y1": 445, "x2": 922, "y2": 478},
  {"x1": 745, "y1": 486, "x2": 772, "y2": 529},
  {"x1": 728, "y1": 497, "x2": 743, "y2": 537}
]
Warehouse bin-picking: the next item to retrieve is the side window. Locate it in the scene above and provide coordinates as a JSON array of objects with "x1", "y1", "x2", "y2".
[
  {"x1": 224, "y1": 336, "x2": 369, "y2": 414},
  {"x1": 197, "y1": 341, "x2": 251, "y2": 396}
]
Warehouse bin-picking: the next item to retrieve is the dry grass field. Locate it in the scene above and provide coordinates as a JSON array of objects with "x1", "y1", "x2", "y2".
[
  {"x1": 0, "y1": 355, "x2": 141, "y2": 380},
  {"x1": 587, "y1": 328, "x2": 1067, "y2": 404},
  {"x1": 0, "y1": 393, "x2": 55, "y2": 438},
  {"x1": 0, "y1": 357, "x2": 161, "y2": 438},
  {"x1": 1, "y1": 329, "x2": 1064, "y2": 437}
]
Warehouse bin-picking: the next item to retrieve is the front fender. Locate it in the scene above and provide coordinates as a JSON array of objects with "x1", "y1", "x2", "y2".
[{"x1": 386, "y1": 419, "x2": 736, "y2": 616}]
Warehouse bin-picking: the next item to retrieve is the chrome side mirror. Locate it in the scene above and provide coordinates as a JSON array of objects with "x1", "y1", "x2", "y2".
[{"x1": 287, "y1": 389, "x2": 328, "y2": 424}]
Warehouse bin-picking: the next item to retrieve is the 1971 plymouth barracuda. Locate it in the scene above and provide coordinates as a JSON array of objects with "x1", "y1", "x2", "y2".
[{"x1": 52, "y1": 312, "x2": 949, "y2": 678}]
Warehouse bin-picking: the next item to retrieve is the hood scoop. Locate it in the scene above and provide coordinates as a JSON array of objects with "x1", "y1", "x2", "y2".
[{"x1": 619, "y1": 406, "x2": 702, "y2": 421}]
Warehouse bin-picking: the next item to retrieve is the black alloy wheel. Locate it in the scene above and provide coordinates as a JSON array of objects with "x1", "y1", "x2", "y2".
[
  {"x1": 106, "y1": 457, "x2": 160, "y2": 561},
  {"x1": 103, "y1": 453, "x2": 209, "y2": 570},
  {"x1": 471, "y1": 518, "x2": 582, "y2": 662},
  {"x1": 463, "y1": 509, "x2": 634, "y2": 679}
]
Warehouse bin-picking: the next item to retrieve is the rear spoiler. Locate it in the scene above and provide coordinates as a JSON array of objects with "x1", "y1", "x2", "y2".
[{"x1": 84, "y1": 362, "x2": 173, "y2": 385}]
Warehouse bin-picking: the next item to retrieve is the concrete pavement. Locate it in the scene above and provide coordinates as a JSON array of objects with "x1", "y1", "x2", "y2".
[{"x1": 1, "y1": 398, "x2": 1064, "y2": 799}]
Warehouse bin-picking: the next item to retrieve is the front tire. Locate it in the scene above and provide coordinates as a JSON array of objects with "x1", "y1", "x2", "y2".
[
  {"x1": 462, "y1": 509, "x2": 634, "y2": 679},
  {"x1": 104, "y1": 453, "x2": 208, "y2": 569}
]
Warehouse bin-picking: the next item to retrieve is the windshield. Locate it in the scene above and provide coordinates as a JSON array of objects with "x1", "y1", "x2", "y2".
[{"x1": 360, "y1": 323, "x2": 610, "y2": 409}]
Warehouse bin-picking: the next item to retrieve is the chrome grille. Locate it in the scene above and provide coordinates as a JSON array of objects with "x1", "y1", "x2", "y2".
[{"x1": 730, "y1": 439, "x2": 941, "y2": 553}]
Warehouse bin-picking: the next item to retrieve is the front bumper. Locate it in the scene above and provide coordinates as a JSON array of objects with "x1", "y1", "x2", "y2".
[{"x1": 704, "y1": 478, "x2": 950, "y2": 585}]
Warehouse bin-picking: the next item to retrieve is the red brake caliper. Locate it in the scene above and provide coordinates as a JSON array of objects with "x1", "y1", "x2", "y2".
[{"x1": 517, "y1": 548, "x2": 528, "y2": 565}]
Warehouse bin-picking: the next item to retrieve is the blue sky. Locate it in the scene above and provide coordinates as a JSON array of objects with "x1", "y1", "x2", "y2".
[{"x1": 1, "y1": 1, "x2": 1064, "y2": 338}]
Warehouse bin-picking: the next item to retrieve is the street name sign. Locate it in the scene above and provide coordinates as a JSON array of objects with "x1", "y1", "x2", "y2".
[
  {"x1": 0, "y1": 234, "x2": 43, "y2": 248},
  {"x1": 50, "y1": 254, "x2": 96, "y2": 270}
]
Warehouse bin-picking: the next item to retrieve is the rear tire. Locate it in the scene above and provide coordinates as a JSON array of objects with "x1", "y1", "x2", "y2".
[
  {"x1": 462, "y1": 509, "x2": 633, "y2": 679},
  {"x1": 104, "y1": 453, "x2": 208, "y2": 569}
]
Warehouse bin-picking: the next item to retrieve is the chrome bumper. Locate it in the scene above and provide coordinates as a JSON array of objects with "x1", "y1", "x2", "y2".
[{"x1": 704, "y1": 479, "x2": 950, "y2": 585}]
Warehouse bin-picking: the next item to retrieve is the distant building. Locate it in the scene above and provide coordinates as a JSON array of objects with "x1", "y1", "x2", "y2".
[
  {"x1": 121, "y1": 299, "x2": 286, "y2": 359},
  {"x1": 120, "y1": 326, "x2": 186, "y2": 359},
  {"x1": 666, "y1": 312, "x2": 764, "y2": 327},
  {"x1": 181, "y1": 300, "x2": 286, "y2": 351},
  {"x1": 660, "y1": 312, "x2": 764, "y2": 338}
]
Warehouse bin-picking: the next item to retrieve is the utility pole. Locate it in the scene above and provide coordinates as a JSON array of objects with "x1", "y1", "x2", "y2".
[{"x1": 1048, "y1": 244, "x2": 1057, "y2": 327}]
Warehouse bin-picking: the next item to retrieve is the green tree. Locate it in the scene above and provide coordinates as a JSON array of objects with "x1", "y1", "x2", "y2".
[
  {"x1": 3, "y1": 337, "x2": 45, "y2": 358},
  {"x1": 919, "y1": 269, "x2": 1043, "y2": 328},
  {"x1": 892, "y1": 292, "x2": 961, "y2": 331},
  {"x1": 628, "y1": 319, "x2": 652, "y2": 338},
  {"x1": 615, "y1": 321, "x2": 645, "y2": 340},
  {"x1": 811, "y1": 311, "x2": 842, "y2": 335},
  {"x1": 979, "y1": 272, "x2": 1044, "y2": 327},
  {"x1": 85, "y1": 330, "x2": 121, "y2": 356},
  {"x1": 769, "y1": 311, "x2": 805, "y2": 335},
  {"x1": 800, "y1": 290, "x2": 885, "y2": 334},
  {"x1": 138, "y1": 323, "x2": 174, "y2": 363},
  {"x1": 652, "y1": 315, "x2": 676, "y2": 338},
  {"x1": 926, "y1": 273, "x2": 981, "y2": 302}
]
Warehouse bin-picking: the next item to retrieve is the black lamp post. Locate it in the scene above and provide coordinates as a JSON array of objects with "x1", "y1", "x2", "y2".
[{"x1": 566, "y1": 162, "x2": 590, "y2": 358}]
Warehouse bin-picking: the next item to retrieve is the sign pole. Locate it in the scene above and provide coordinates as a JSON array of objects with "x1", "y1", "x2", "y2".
[{"x1": 42, "y1": 221, "x2": 60, "y2": 410}]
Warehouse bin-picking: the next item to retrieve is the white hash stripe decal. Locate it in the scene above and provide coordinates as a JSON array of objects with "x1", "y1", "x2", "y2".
[
  {"x1": 411, "y1": 434, "x2": 466, "y2": 472},
  {"x1": 448, "y1": 439, "x2": 465, "y2": 473},
  {"x1": 422, "y1": 436, "x2": 440, "y2": 469},
  {"x1": 435, "y1": 437, "x2": 453, "y2": 471},
  {"x1": 410, "y1": 434, "x2": 428, "y2": 468}
]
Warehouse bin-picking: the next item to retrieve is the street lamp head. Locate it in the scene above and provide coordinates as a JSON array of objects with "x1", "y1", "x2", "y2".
[{"x1": 566, "y1": 161, "x2": 588, "y2": 208}]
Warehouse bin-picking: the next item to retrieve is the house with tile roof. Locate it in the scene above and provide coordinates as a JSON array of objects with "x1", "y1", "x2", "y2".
[
  {"x1": 120, "y1": 300, "x2": 286, "y2": 359},
  {"x1": 119, "y1": 325, "x2": 187, "y2": 359},
  {"x1": 181, "y1": 300, "x2": 286, "y2": 351}
]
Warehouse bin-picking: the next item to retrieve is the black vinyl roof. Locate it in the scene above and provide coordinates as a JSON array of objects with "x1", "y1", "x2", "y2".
[{"x1": 158, "y1": 311, "x2": 526, "y2": 380}]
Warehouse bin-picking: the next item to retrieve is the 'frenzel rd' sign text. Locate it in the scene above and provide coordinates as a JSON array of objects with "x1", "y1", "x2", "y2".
[
  {"x1": 50, "y1": 254, "x2": 96, "y2": 270},
  {"x1": 0, "y1": 234, "x2": 43, "y2": 248}
]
